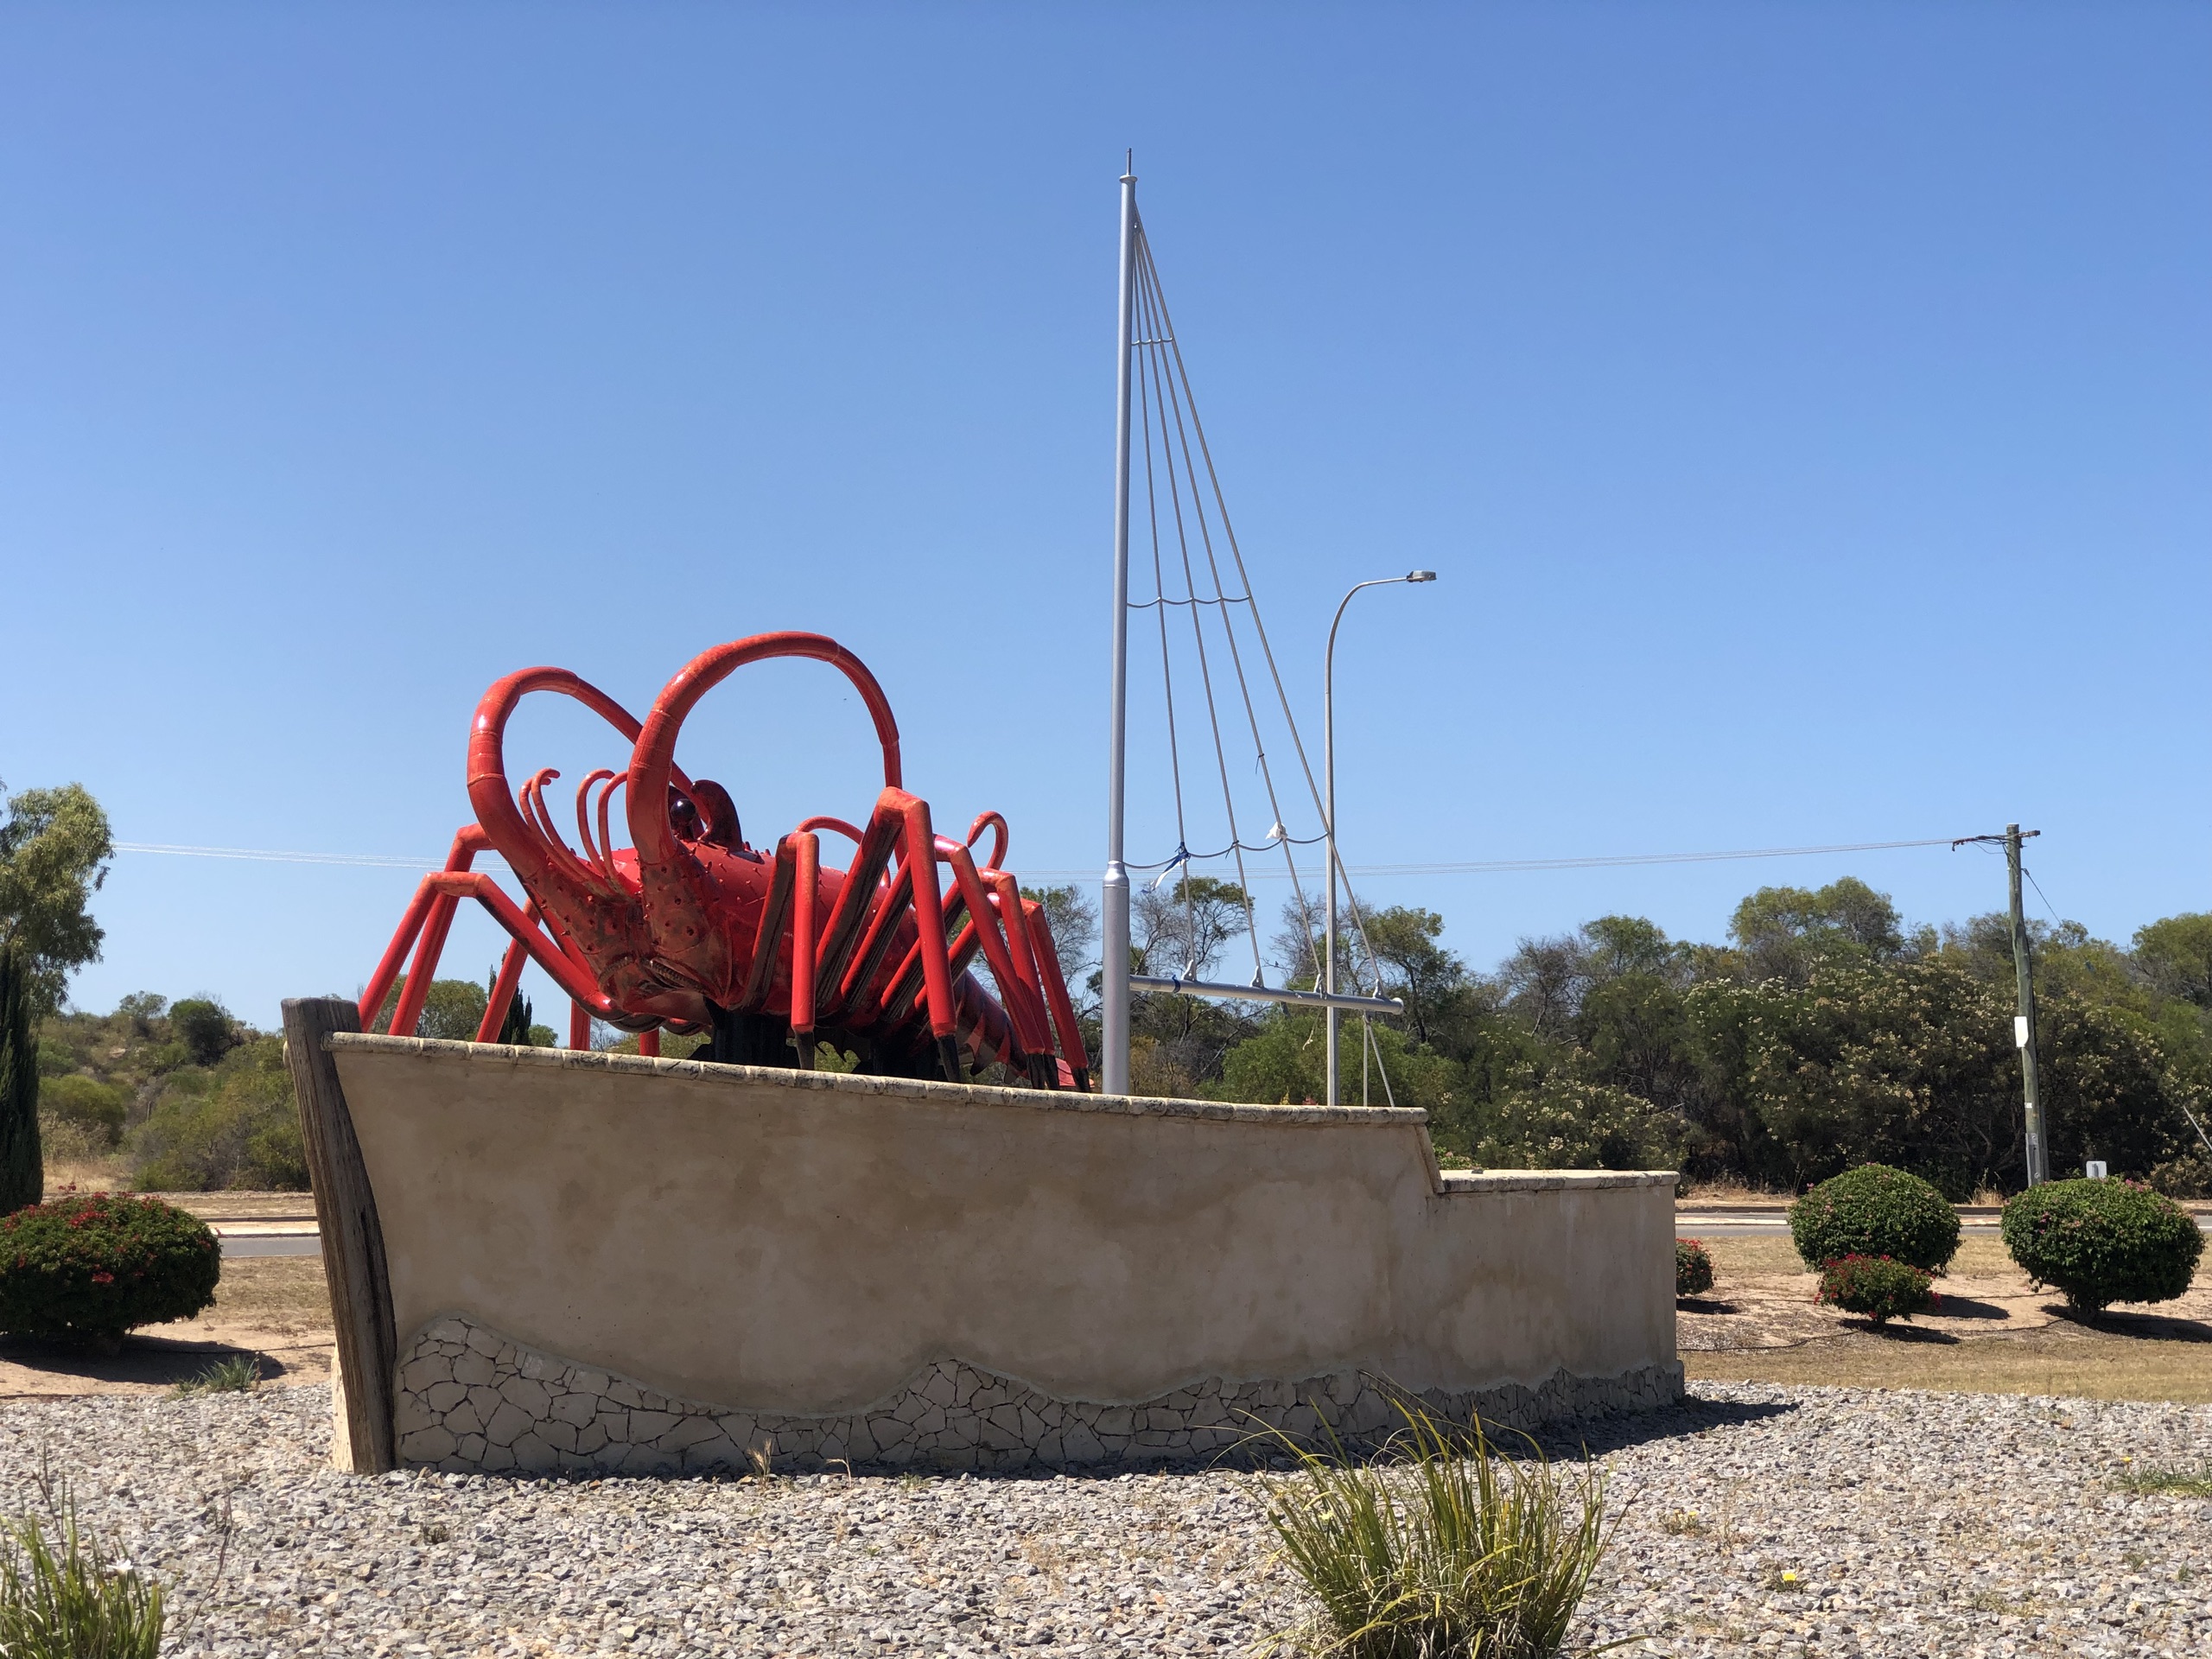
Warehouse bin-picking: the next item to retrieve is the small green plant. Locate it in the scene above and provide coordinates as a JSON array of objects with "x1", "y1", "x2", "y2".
[
  {"x1": 1789, "y1": 1164, "x2": 1959, "y2": 1272},
  {"x1": 169, "y1": 1355, "x2": 260, "y2": 1397},
  {"x1": 1675, "y1": 1238, "x2": 1715, "y2": 1298},
  {"x1": 1815, "y1": 1255, "x2": 1936, "y2": 1326},
  {"x1": 2110, "y1": 1462, "x2": 2212, "y2": 1497},
  {"x1": 2001, "y1": 1178, "x2": 2205, "y2": 1316},
  {"x1": 1659, "y1": 1509, "x2": 1705, "y2": 1536},
  {"x1": 0, "y1": 1497, "x2": 164, "y2": 1658},
  {"x1": 1255, "y1": 1402, "x2": 1613, "y2": 1659},
  {"x1": 0, "y1": 1194, "x2": 219, "y2": 1351}
]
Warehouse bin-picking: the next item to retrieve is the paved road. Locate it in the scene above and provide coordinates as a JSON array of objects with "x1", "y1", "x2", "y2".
[{"x1": 207, "y1": 1220, "x2": 321, "y2": 1259}]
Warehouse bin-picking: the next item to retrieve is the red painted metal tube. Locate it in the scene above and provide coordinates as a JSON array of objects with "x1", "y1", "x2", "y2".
[
  {"x1": 569, "y1": 1001, "x2": 591, "y2": 1050},
  {"x1": 738, "y1": 839, "x2": 801, "y2": 1013},
  {"x1": 627, "y1": 633, "x2": 901, "y2": 882},
  {"x1": 811, "y1": 796, "x2": 904, "y2": 1011},
  {"x1": 965, "y1": 811, "x2": 1009, "y2": 871},
  {"x1": 790, "y1": 831, "x2": 820, "y2": 1043},
  {"x1": 475, "y1": 937, "x2": 530, "y2": 1043},
  {"x1": 384, "y1": 826, "x2": 490, "y2": 1038},
  {"x1": 938, "y1": 845, "x2": 1050, "y2": 1060},
  {"x1": 985, "y1": 868, "x2": 1054, "y2": 1044},
  {"x1": 359, "y1": 880, "x2": 441, "y2": 1033},
  {"x1": 893, "y1": 792, "x2": 959, "y2": 1043},
  {"x1": 1024, "y1": 900, "x2": 1093, "y2": 1082},
  {"x1": 639, "y1": 1028, "x2": 661, "y2": 1058},
  {"x1": 834, "y1": 861, "x2": 915, "y2": 1020}
]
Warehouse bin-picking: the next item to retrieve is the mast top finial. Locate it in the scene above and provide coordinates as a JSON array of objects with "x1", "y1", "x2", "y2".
[{"x1": 1122, "y1": 148, "x2": 1135, "y2": 183}]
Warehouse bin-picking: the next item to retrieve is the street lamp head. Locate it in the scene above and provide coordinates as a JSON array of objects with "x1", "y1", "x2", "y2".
[{"x1": 1406, "y1": 569, "x2": 1437, "y2": 583}]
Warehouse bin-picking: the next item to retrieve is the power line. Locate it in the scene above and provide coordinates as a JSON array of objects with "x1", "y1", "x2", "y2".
[
  {"x1": 115, "y1": 842, "x2": 507, "y2": 871},
  {"x1": 1030, "y1": 835, "x2": 1967, "y2": 880}
]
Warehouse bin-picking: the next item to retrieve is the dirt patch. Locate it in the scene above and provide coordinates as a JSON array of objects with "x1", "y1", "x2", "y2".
[
  {"x1": 0, "y1": 1257, "x2": 334, "y2": 1400},
  {"x1": 1681, "y1": 1235, "x2": 2212, "y2": 1402}
]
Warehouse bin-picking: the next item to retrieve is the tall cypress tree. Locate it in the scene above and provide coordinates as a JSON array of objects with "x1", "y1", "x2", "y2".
[
  {"x1": 493, "y1": 966, "x2": 536, "y2": 1047},
  {"x1": 0, "y1": 944, "x2": 42, "y2": 1216}
]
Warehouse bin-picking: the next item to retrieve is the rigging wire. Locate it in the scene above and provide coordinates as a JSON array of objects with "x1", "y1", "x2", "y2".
[
  {"x1": 1131, "y1": 213, "x2": 1395, "y2": 1001},
  {"x1": 1127, "y1": 212, "x2": 1362, "y2": 993},
  {"x1": 1133, "y1": 242, "x2": 1263, "y2": 980}
]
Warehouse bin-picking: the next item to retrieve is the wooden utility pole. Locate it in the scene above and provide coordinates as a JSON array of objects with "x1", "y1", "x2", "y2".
[{"x1": 2004, "y1": 825, "x2": 2048, "y2": 1186}]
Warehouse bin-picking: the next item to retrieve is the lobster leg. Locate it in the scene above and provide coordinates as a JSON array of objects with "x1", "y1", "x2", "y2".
[
  {"x1": 363, "y1": 826, "x2": 493, "y2": 1034},
  {"x1": 788, "y1": 832, "x2": 820, "y2": 1068},
  {"x1": 474, "y1": 936, "x2": 531, "y2": 1043},
  {"x1": 938, "y1": 846, "x2": 1052, "y2": 1078},
  {"x1": 1023, "y1": 899, "x2": 1094, "y2": 1091},
  {"x1": 893, "y1": 791, "x2": 964, "y2": 1083}
]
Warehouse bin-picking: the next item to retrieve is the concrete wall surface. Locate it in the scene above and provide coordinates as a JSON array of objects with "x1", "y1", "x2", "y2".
[{"x1": 327, "y1": 1035, "x2": 1680, "y2": 1472}]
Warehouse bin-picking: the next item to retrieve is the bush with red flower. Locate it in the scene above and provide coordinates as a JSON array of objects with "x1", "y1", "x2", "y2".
[
  {"x1": 1676, "y1": 1238, "x2": 1716, "y2": 1298},
  {"x1": 1815, "y1": 1254, "x2": 1937, "y2": 1327},
  {"x1": 0, "y1": 1192, "x2": 220, "y2": 1351}
]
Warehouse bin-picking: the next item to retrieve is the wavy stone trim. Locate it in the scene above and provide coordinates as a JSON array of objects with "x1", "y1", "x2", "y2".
[{"x1": 391, "y1": 1317, "x2": 1684, "y2": 1477}]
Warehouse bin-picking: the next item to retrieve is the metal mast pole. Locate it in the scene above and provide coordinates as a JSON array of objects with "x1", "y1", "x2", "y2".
[
  {"x1": 1100, "y1": 155, "x2": 1138, "y2": 1097},
  {"x1": 2006, "y1": 823, "x2": 2048, "y2": 1185}
]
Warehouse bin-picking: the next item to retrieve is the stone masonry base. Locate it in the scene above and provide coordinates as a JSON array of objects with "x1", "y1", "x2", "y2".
[{"x1": 390, "y1": 1316, "x2": 1684, "y2": 1476}]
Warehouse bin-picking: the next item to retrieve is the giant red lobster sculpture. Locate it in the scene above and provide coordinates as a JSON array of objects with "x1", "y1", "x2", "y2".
[{"x1": 361, "y1": 632, "x2": 1091, "y2": 1089}]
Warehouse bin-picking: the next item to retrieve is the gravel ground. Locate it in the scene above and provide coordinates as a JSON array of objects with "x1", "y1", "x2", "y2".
[{"x1": 0, "y1": 1381, "x2": 2206, "y2": 1657}]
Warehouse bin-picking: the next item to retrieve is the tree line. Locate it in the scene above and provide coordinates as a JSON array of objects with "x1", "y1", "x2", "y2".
[
  {"x1": 6, "y1": 773, "x2": 2209, "y2": 1199},
  {"x1": 1057, "y1": 872, "x2": 2212, "y2": 1198}
]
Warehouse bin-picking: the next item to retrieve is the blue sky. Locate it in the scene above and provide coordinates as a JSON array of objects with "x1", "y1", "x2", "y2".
[{"x1": 3, "y1": 3, "x2": 2206, "y2": 1027}]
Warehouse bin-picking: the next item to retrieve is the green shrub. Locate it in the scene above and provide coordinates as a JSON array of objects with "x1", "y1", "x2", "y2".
[
  {"x1": 1676, "y1": 1238, "x2": 1715, "y2": 1297},
  {"x1": 1472, "y1": 1077, "x2": 1682, "y2": 1173},
  {"x1": 1789, "y1": 1163, "x2": 1959, "y2": 1272},
  {"x1": 167, "y1": 998, "x2": 237, "y2": 1068},
  {"x1": 1258, "y1": 1403, "x2": 1612, "y2": 1659},
  {"x1": 128, "y1": 1038, "x2": 305, "y2": 1191},
  {"x1": 2000, "y1": 1178, "x2": 2206, "y2": 1315},
  {"x1": 0, "y1": 1194, "x2": 219, "y2": 1349},
  {"x1": 0, "y1": 1496, "x2": 163, "y2": 1658},
  {"x1": 37, "y1": 1077, "x2": 125, "y2": 1148},
  {"x1": 1815, "y1": 1255, "x2": 1936, "y2": 1325}
]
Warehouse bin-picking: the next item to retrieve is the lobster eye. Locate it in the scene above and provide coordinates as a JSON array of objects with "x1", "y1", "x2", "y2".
[{"x1": 667, "y1": 786, "x2": 703, "y2": 843}]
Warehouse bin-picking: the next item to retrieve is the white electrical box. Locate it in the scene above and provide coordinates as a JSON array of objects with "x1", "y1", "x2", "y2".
[
  {"x1": 2085, "y1": 1160, "x2": 2108, "y2": 1179},
  {"x1": 2014, "y1": 1015, "x2": 2030, "y2": 1048}
]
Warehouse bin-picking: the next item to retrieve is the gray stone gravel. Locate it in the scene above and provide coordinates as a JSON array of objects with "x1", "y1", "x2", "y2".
[{"x1": 0, "y1": 1381, "x2": 2206, "y2": 1656}]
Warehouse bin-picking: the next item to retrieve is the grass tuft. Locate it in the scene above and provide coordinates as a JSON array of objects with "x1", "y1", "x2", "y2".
[
  {"x1": 0, "y1": 1498, "x2": 164, "y2": 1659},
  {"x1": 170, "y1": 1355, "x2": 261, "y2": 1397},
  {"x1": 1254, "y1": 1401, "x2": 1616, "y2": 1659},
  {"x1": 2111, "y1": 1462, "x2": 2212, "y2": 1497}
]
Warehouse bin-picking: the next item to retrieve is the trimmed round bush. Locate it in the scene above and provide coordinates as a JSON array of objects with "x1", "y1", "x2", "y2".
[
  {"x1": 2001, "y1": 1178, "x2": 2205, "y2": 1316},
  {"x1": 1789, "y1": 1164, "x2": 1960, "y2": 1272},
  {"x1": 1815, "y1": 1255, "x2": 1937, "y2": 1326},
  {"x1": 0, "y1": 1193, "x2": 220, "y2": 1350},
  {"x1": 1676, "y1": 1238, "x2": 1715, "y2": 1298}
]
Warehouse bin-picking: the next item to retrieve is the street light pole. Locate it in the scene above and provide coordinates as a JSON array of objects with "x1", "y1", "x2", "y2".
[{"x1": 1323, "y1": 569, "x2": 1436, "y2": 1106}]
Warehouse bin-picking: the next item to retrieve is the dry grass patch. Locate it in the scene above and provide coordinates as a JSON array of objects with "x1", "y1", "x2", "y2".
[
  {"x1": 205, "y1": 1258, "x2": 331, "y2": 1334},
  {"x1": 1699, "y1": 1235, "x2": 2013, "y2": 1278},
  {"x1": 1685, "y1": 1319, "x2": 2212, "y2": 1403}
]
